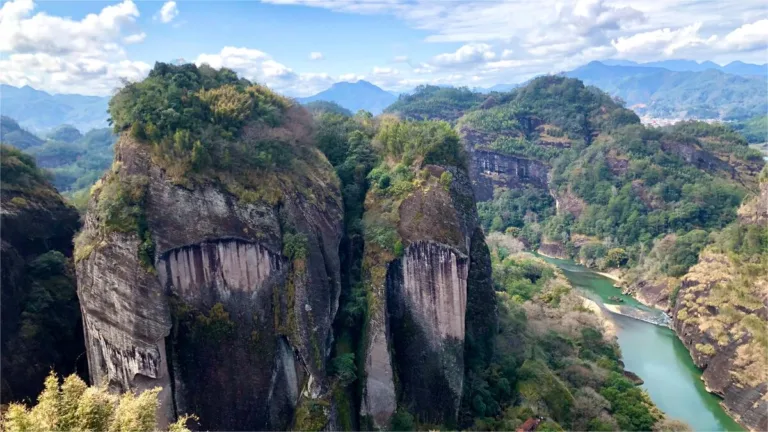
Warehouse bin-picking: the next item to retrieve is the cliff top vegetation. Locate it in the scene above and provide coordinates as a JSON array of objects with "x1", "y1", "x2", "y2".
[{"x1": 108, "y1": 62, "x2": 330, "y2": 194}]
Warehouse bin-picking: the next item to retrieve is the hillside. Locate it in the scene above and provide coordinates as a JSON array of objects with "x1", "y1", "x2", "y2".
[
  {"x1": 0, "y1": 145, "x2": 84, "y2": 403},
  {"x1": 458, "y1": 76, "x2": 763, "y2": 260},
  {"x1": 384, "y1": 85, "x2": 488, "y2": 122},
  {"x1": 0, "y1": 116, "x2": 44, "y2": 149},
  {"x1": 566, "y1": 61, "x2": 767, "y2": 120},
  {"x1": 1, "y1": 116, "x2": 115, "y2": 206},
  {"x1": 297, "y1": 80, "x2": 396, "y2": 115},
  {"x1": 0, "y1": 84, "x2": 110, "y2": 132},
  {"x1": 454, "y1": 75, "x2": 765, "y2": 430}
]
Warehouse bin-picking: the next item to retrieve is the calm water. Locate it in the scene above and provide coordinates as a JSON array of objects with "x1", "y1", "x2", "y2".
[{"x1": 542, "y1": 256, "x2": 745, "y2": 432}]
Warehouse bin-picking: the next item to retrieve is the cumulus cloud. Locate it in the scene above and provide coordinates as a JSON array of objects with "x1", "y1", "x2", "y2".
[
  {"x1": 157, "y1": 1, "x2": 178, "y2": 23},
  {"x1": 124, "y1": 32, "x2": 146, "y2": 44},
  {"x1": 195, "y1": 46, "x2": 336, "y2": 96},
  {"x1": 260, "y1": 0, "x2": 768, "y2": 88},
  {"x1": 432, "y1": 43, "x2": 496, "y2": 67},
  {"x1": 309, "y1": 51, "x2": 324, "y2": 60},
  {"x1": 720, "y1": 19, "x2": 768, "y2": 51},
  {"x1": 611, "y1": 23, "x2": 717, "y2": 58},
  {"x1": 0, "y1": 0, "x2": 150, "y2": 95}
]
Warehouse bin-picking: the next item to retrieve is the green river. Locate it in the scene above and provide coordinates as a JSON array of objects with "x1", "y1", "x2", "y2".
[{"x1": 541, "y1": 256, "x2": 745, "y2": 432}]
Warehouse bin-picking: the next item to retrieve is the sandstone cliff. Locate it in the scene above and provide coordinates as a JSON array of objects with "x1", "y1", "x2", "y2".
[
  {"x1": 360, "y1": 163, "x2": 495, "y2": 428},
  {"x1": 75, "y1": 117, "x2": 344, "y2": 429},
  {"x1": 460, "y1": 124, "x2": 549, "y2": 202},
  {"x1": 0, "y1": 145, "x2": 85, "y2": 403}
]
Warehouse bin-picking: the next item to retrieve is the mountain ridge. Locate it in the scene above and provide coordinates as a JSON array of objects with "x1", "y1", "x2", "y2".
[{"x1": 296, "y1": 80, "x2": 396, "y2": 115}]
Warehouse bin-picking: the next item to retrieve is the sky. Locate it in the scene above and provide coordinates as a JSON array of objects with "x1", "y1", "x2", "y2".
[{"x1": 0, "y1": 0, "x2": 766, "y2": 97}]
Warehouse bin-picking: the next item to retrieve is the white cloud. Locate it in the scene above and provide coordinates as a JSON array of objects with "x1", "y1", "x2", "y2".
[
  {"x1": 195, "y1": 46, "x2": 336, "y2": 96},
  {"x1": 124, "y1": 32, "x2": 146, "y2": 44},
  {"x1": 261, "y1": 0, "x2": 768, "y2": 88},
  {"x1": 309, "y1": 51, "x2": 324, "y2": 60},
  {"x1": 432, "y1": 43, "x2": 496, "y2": 66},
  {"x1": 339, "y1": 73, "x2": 365, "y2": 82},
  {"x1": 157, "y1": 1, "x2": 178, "y2": 23},
  {"x1": 611, "y1": 23, "x2": 717, "y2": 58},
  {"x1": 372, "y1": 66, "x2": 399, "y2": 76},
  {"x1": 0, "y1": 0, "x2": 150, "y2": 95},
  {"x1": 720, "y1": 19, "x2": 768, "y2": 51}
]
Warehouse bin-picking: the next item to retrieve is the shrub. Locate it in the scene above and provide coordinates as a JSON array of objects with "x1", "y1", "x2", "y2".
[{"x1": 1, "y1": 372, "x2": 194, "y2": 432}]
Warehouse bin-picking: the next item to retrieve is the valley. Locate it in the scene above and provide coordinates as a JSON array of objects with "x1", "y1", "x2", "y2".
[
  {"x1": 1, "y1": 61, "x2": 765, "y2": 432},
  {"x1": 544, "y1": 256, "x2": 745, "y2": 432}
]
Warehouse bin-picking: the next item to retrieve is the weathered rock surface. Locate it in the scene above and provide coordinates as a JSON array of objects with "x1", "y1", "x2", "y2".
[
  {"x1": 360, "y1": 165, "x2": 496, "y2": 428},
  {"x1": 76, "y1": 134, "x2": 343, "y2": 430},
  {"x1": 460, "y1": 125, "x2": 549, "y2": 202}
]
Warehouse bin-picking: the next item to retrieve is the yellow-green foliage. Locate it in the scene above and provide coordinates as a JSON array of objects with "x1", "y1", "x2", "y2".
[
  {"x1": 293, "y1": 398, "x2": 330, "y2": 431},
  {"x1": 374, "y1": 117, "x2": 466, "y2": 168},
  {"x1": 0, "y1": 144, "x2": 61, "y2": 203},
  {"x1": 516, "y1": 360, "x2": 574, "y2": 423},
  {"x1": 1, "y1": 372, "x2": 193, "y2": 432},
  {"x1": 675, "y1": 195, "x2": 768, "y2": 385},
  {"x1": 94, "y1": 167, "x2": 149, "y2": 234},
  {"x1": 695, "y1": 343, "x2": 716, "y2": 355}
]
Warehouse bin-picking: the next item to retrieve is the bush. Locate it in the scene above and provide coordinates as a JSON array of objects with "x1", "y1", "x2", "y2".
[
  {"x1": 331, "y1": 353, "x2": 357, "y2": 386},
  {"x1": 2, "y1": 372, "x2": 194, "y2": 432}
]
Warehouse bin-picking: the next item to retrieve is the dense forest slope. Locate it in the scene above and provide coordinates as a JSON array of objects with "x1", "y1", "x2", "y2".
[
  {"x1": 438, "y1": 75, "x2": 766, "y2": 430},
  {"x1": 566, "y1": 61, "x2": 768, "y2": 120},
  {"x1": 0, "y1": 145, "x2": 85, "y2": 403},
  {"x1": 0, "y1": 115, "x2": 115, "y2": 207}
]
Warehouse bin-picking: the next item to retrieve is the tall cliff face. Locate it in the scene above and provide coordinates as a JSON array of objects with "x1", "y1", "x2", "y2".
[
  {"x1": 76, "y1": 131, "x2": 343, "y2": 430},
  {"x1": 672, "y1": 177, "x2": 768, "y2": 432},
  {"x1": 460, "y1": 124, "x2": 550, "y2": 202},
  {"x1": 360, "y1": 164, "x2": 495, "y2": 428},
  {"x1": 0, "y1": 145, "x2": 85, "y2": 403}
]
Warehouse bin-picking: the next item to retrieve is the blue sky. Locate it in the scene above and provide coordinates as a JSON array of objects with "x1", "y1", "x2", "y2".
[{"x1": 1, "y1": 0, "x2": 766, "y2": 96}]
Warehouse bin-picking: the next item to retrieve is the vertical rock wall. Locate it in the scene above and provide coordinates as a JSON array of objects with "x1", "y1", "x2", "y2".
[
  {"x1": 387, "y1": 242, "x2": 468, "y2": 424},
  {"x1": 76, "y1": 136, "x2": 344, "y2": 430},
  {"x1": 360, "y1": 166, "x2": 496, "y2": 428}
]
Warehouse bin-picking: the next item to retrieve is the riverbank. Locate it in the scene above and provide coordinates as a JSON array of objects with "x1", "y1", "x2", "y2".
[
  {"x1": 537, "y1": 249, "x2": 625, "y2": 283},
  {"x1": 581, "y1": 297, "x2": 616, "y2": 337},
  {"x1": 542, "y1": 255, "x2": 746, "y2": 432}
]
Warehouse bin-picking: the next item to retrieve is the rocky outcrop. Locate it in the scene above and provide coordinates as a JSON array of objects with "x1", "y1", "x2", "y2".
[
  {"x1": 671, "y1": 179, "x2": 768, "y2": 432},
  {"x1": 76, "y1": 133, "x2": 343, "y2": 430},
  {"x1": 360, "y1": 165, "x2": 496, "y2": 428},
  {"x1": 0, "y1": 145, "x2": 85, "y2": 403},
  {"x1": 468, "y1": 149, "x2": 549, "y2": 201},
  {"x1": 659, "y1": 137, "x2": 759, "y2": 186},
  {"x1": 672, "y1": 256, "x2": 768, "y2": 431},
  {"x1": 460, "y1": 124, "x2": 549, "y2": 202}
]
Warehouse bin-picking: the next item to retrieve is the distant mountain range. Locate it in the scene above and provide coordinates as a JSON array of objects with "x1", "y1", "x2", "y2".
[
  {"x1": 600, "y1": 59, "x2": 767, "y2": 76},
  {"x1": 565, "y1": 61, "x2": 767, "y2": 120},
  {"x1": 1, "y1": 58, "x2": 764, "y2": 131},
  {"x1": 0, "y1": 84, "x2": 110, "y2": 133},
  {"x1": 296, "y1": 80, "x2": 396, "y2": 115}
]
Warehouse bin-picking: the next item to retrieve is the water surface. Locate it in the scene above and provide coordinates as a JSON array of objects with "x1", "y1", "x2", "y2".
[{"x1": 541, "y1": 256, "x2": 744, "y2": 432}]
